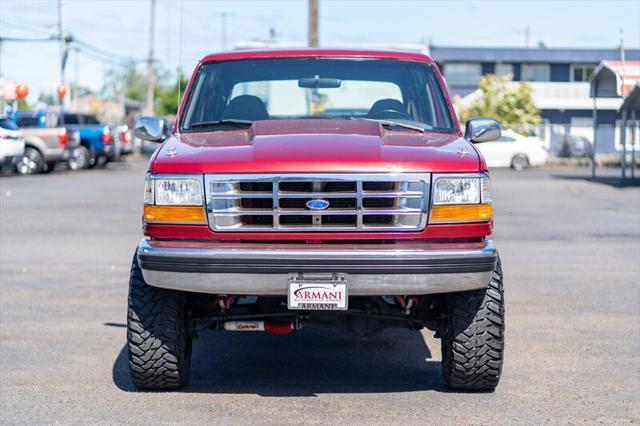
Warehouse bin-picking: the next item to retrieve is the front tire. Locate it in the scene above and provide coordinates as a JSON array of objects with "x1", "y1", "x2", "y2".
[
  {"x1": 86, "y1": 146, "x2": 98, "y2": 168},
  {"x1": 511, "y1": 154, "x2": 529, "y2": 171},
  {"x1": 127, "y1": 255, "x2": 192, "y2": 390},
  {"x1": 441, "y1": 256, "x2": 504, "y2": 391},
  {"x1": 43, "y1": 161, "x2": 56, "y2": 173}
]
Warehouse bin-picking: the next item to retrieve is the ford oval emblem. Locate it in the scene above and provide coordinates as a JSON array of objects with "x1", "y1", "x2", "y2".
[{"x1": 306, "y1": 199, "x2": 330, "y2": 210}]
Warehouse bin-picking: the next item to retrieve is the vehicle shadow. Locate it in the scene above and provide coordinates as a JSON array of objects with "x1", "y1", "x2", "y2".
[
  {"x1": 112, "y1": 328, "x2": 448, "y2": 396},
  {"x1": 551, "y1": 173, "x2": 640, "y2": 188}
]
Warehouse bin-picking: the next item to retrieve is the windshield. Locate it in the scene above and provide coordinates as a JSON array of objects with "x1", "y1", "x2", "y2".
[
  {"x1": 0, "y1": 117, "x2": 19, "y2": 130},
  {"x1": 181, "y1": 58, "x2": 455, "y2": 133},
  {"x1": 63, "y1": 114, "x2": 100, "y2": 125},
  {"x1": 14, "y1": 112, "x2": 62, "y2": 128},
  {"x1": 13, "y1": 115, "x2": 41, "y2": 128}
]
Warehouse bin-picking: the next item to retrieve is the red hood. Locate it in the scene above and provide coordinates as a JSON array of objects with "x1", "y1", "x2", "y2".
[{"x1": 150, "y1": 120, "x2": 478, "y2": 174}]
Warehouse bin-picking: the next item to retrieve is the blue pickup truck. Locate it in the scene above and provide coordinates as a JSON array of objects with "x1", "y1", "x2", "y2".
[
  {"x1": 56, "y1": 112, "x2": 117, "y2": 169},
  {"x1": 13, "y1": 111, "x2": 117, "y2": 170}
]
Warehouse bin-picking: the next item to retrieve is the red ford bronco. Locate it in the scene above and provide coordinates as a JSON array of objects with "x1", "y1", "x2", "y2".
[{"x1": 130, "y1": 49, "x2": 504, "y2": 391}]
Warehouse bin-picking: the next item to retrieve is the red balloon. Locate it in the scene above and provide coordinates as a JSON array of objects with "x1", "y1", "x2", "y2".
[
  {"x1": 15, "y1": 84, "x2": 29, "y2": 99},
  {"x1": 56, "y1": 84, "x2": 67, "y2": 98}
]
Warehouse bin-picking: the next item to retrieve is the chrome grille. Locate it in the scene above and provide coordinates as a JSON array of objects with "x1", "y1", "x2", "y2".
[{"x1": 205, "y1": 174, "x2": 430, "y2": 232}]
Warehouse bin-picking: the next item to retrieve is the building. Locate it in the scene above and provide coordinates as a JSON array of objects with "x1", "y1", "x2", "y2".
[
  {"x1": 591, "y1": 60, "x2": 640, "y2": 155},
  {"x1": 430, "y1": 45, "x2": 640, "y2": 95},
  {"x1": 74, "y1": 94, "x2": 143, "y2": 127},
  {"x1": 430, "y1": 45, "x2": 640, "y2": 153}
]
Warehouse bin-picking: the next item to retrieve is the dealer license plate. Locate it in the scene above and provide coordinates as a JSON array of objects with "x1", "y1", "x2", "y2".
[{"x1": 287, "y1": 273, "x2": 348, "y2": 311}]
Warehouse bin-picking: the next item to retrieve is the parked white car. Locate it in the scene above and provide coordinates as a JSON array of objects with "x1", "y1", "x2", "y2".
[
  {"x1": 0, "y1": 116, "x2": 25, "y2": 172},
  {"x1": 475, "y1": 129, "x2": 548, "y2": 171}
]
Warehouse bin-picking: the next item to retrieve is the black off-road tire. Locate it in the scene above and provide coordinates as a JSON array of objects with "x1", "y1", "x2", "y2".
[
  {"x1": 441, "y1": 256, "x2": 504, "y2": 391},
  {"x1": 127, "y1": 255, "x2": 192, "y2": 390}
]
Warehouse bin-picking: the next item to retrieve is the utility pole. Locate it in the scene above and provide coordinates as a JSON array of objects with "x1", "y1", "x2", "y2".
[
  {"x1": 0, "y1": 38, "x2": 4, "y2": 112},
  {"x1": 308, "y1": 0, "x2": 319, "y2": 47},
  {"x1": 524, "y1": 25, "x2": 530, "y2": 48},
  {"x1": 57, "y1": 0, "x2": 66, "y2": 109},
  {"x1": 216, "y1": 12, "x2": 232, "y2": 50},
  {"x1": 620, "y1": 28, "x2": 625, "y2": 60},
  {"x1": 145, "y1": 0, "x2": 156, "y2": 115},
  {"x1": 620, "y1": 28, "x2": 627, "y2": 179},
  {"x1": 73, "y1": 46, "x2": 79, "y2": 110}
]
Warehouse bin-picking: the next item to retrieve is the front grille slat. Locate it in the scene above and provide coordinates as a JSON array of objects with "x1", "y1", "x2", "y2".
[{"x1": 206, "y1": 174, "x2": 430, "y2": 232}]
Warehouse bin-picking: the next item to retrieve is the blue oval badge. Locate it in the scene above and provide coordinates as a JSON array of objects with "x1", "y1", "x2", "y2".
[{"x1": 306, "y1": 199, "x2": 330, "y2": 210}]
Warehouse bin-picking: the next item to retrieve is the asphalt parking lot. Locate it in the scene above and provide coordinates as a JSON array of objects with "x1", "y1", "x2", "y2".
[{"x1": 1, "y1": 159, "x2": 639, "y2": 425}]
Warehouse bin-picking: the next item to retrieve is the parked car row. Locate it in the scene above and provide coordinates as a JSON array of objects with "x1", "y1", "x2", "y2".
[
  {"x1": 473, "y1": 129, "x2": 592, "y2": 170},
  {"x1": 474, "y1": 129, "x2": 549, "y2": 171},
  {"x1": 0, "y1": 111, "x2": 133, "y2": 175},
  {"x1": 0, "y1": 116, "x2": 25, "y2": 171},
  {"x1": 3, "y1": 111, "x2": 553, "y2": 175}
]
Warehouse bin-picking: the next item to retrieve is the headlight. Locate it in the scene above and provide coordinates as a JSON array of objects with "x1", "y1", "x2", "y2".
[
  {"x1": 155, "y1": 178, "x2": 203, "y2": 205},
  {"x1": 433, "y1": 178, "x2": 480, "y2": 205},
  {"x1": 431, "y1": 174, "x2": 492, "y2": 223},
  {"x1": 143, "y1": 175, "x2": 205, "y2": 223}
]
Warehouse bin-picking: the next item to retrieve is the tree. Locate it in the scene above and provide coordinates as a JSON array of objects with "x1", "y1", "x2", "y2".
[
  {"x1": 102, "y1": 64, "x2": 146, "y2": 102},
  {"x1": 154, "y1": 70, "x2": 189, "y2": 117},
  {"x1": 102, "y1": 66, "x2": 187, "y2": 117},
  {"x1": 16, "y1": 98, "x2": 30, "y2": 111},
  {"x1": 459, "y1": 74, "x2": 539, "y2": 133}
]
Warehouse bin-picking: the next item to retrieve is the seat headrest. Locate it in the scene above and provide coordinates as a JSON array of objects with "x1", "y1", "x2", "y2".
[
  {"x1": 221, "y1": 95, "x2": 269, "y2": 121},
  {"x1": 368, "y1": 99, "x2": 406, "y2": 115}
]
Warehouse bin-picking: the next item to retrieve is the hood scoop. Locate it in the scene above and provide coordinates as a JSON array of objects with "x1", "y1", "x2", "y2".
[{"x1": 252, "y1": 119, "x2": 383, "y2": 137}]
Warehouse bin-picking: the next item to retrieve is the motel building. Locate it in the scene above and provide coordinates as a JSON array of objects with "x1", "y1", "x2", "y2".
[{"x1": 430, "y1": 45, "x2": 640, "y2": 155}]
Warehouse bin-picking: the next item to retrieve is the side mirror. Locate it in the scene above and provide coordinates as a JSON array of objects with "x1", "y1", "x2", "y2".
[
  {"x1": 134, "y1": 116, "x2": 168, "y2": 142},
  {"x1": 464, "y1": 117, "x2": 501, "y2": 143}
]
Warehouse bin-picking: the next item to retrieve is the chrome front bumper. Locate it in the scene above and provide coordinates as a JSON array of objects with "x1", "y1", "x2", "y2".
[{"x1": 137, "y1": 239, "x2": 497, "y2": 296}]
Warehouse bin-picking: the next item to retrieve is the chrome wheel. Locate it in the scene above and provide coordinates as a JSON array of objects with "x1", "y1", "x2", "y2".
[
  {"x1": 68, "y1": 146, "x2": 90, "y2": 170},
  {"x1": 16, "y1": 147, "x2": 44, "y2": 175}
]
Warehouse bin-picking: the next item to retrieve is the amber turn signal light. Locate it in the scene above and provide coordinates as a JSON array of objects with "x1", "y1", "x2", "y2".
[
  {"x1": 143, "y1": 205, "x2": 206, "y2": 223},
  {"x1": 431, "y1": 204, "x2": 492, "y2": 223}
]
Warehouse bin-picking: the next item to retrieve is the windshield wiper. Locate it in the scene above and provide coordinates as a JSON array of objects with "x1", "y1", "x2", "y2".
[
  {"x1": 351, "y1": 117, "x2": 425, "y2": 133},
  {"x1": 189, "y1": 119, "x2": 254, "y2": 129}
]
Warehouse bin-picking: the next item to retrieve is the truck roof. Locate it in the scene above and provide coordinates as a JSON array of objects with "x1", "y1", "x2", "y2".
[{"x1": 199, "y1": 48, "x2": 435, "y2": 64}]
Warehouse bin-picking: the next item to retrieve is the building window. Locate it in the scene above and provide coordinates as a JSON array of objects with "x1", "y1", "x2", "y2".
[
  {"x1": 521, "y1": 64, "x2": 550, "y2": 81},
  {"x1": 570, "y1": 64, "x2": 597, "y2": 82},
  {"x1": 443, "y1": 63, "x2": 482, "y2": 86},
  {"x1": 495, "y1": 63, "x2": 514, "y2": 78}
]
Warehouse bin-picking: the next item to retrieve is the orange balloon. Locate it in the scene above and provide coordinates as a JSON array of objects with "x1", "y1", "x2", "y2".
[
  {"x1": 15, "y1": 84, "x2": 29, "y2": 99},
  {"x1": 56, "y1": 84, "x2": 67, "y2": 98}
]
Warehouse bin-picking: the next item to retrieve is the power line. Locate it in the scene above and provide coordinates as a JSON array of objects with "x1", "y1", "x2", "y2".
[
  {"x1": 74, "y1": 46, "x2": 136, "y2": 65},
  {"x1": 0, "y1": 34, "x2": 143, "y2": 69},
  {"x1": 0, "y1": 35, "x2": 58, "y2": 42},
  {"x1": 0, "y1": 20, "x2": 56, "y2": 35},
  {"x1": 0, "y1": 33, "x2": 145, "y2": 65},
  {"x1": 74, "y1": 39, "x2": 145, "y2": 64}
]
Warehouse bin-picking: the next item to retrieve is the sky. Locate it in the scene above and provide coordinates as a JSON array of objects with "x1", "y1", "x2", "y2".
[{"x1": 1, "y1": 0, "x2": 639, "y2": 103}]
